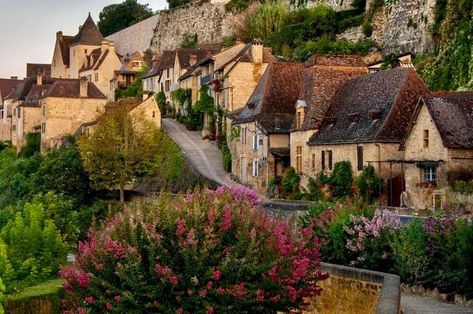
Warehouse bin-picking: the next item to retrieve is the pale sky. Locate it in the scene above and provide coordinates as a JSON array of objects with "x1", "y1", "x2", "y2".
[{"x1": 0, "y1": 0, "x2": 167, "y2": 79}]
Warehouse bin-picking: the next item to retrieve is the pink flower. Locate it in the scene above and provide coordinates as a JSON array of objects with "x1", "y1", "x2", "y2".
[
  {"x1": 270, "y1": 294, "x2": 281, "y2": 302},
  {"x1": 213, "y1": 269, "x2": 222, "y2": 281},
  {"x1": 222, "y1": 206, "x2": 232, "y2": 231},
  {"x1": 206, "y1": 281, "x2": 214, "y2": 290},
  {"x1": 78, "y1": 308, "x2": 86, "y2": 314},
  {"x1": 256, "y1": 289, "x2": 265, "y2": 302},
  {"x1": 85, "y1": 296, "x2": 94, "y2": 304},
  {"x1": 77, "y1": 271, "x2": 90, "y2": 287},
  {"x1": 106, "y1": 302, "x2": 113, "y2": 310},
  {"x1": 207, "y1": 307, "x2": 214, "y2": 314},
  {"x1": 291, "y1": 257, "x2": 310, "y2": 279},
  {"x1": 199, "y1": 289, "x2": 208, "y2": 298},
  {"x1": 170, "y1": 275, "x2": 178, "y2": 286},
  {"x1": 176, "y1": 219, "x2": 187, "y2": 236},
  {"x1": 114, "y1": 295, "x2": 121, "y2": 302}
]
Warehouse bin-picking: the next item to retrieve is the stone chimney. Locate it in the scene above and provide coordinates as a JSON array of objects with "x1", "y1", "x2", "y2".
[
  {"x1": 10, "y1": 76, "x2": 18, "y2": 80},
  {"x1": 56, "y1": 31, "x2": 63, "y2": 41},
  {"x1": 151, "y1": 55, "x2": 160, "y2": 69},
  {"x1": 80, "y1": 77, "x2": 88, "y2": 98},
  {"x1": 189, "y1": 54, "x2": 197, "y2": 66},
  {"x1": 37, "y1": 72, "x2": 43, "y2": 86},
  {"x1": 251, "y1": 39, "x2": 263, "y2": 64},
  {"x1": 101, "y1": 39, "x2": 109, "y2": 53}
]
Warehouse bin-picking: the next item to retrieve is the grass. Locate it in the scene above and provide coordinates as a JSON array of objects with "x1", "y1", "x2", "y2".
[{"x1": 6, "y1": 278, "x2": 62, "y2": 301}]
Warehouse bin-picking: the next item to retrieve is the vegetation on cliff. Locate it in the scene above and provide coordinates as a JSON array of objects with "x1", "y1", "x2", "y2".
[{"x1": 98, "y1": 0, "x2": 153, "y2": 36}]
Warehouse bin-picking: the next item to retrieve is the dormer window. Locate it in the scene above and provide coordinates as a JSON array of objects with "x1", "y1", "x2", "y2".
[
  {"x1": 423, "y1": 130, "x2": 429, "y2": 148},
  {"x1": 296, "y1": 110, "x2": 303, "y2": 129}
]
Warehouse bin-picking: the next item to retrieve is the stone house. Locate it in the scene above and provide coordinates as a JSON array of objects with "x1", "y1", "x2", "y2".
[
  {"x1": 111, "y1": 51, "x2": 146, "y2": 92},
  {"x1": 230, "y1": 63, "x2": 304, "y2": 194},
  {"x1": 51, "y1": 14, "x2": 121, "y2": 100},
  {"x1": 79, "y1": 40, "x2": 122, "y2": 100},
  {"x1": 76, "y1": 96, "x2": 161, "y2": 136},
  {"x1": 0, "y1": 78, "x2": 23, "y2": 142},
  {"x1": 307, "y1": 68, "x2": 430, "y2": 206},
  {"x1": 143, "y1": 50, "x2": 175, "y2": 96},
  {"x1": 40, "y1": 77, "x2": 107, "y2": 152},
  {"x1": 290, "y1": 55, "x2": 368, "y2": 186},
  {"x1": 400, "y1": 93, "x2": 473, "y2": 210}
]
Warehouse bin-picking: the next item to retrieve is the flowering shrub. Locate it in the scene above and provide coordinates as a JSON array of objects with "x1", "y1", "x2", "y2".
[
  {"x1": 60, "y1": 187, "x2": 327, "y2": 313},
  {"x1": 343, "y1": 209, "x2": 400, "y2": 270}
]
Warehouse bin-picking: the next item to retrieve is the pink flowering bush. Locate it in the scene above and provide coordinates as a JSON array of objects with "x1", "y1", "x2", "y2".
[
  {"x1": 60, "y1": 187, "x2": 327, "y2": 313},
  {"x1": 343, "y1": 208, "x2": 400, "y2": 270}
]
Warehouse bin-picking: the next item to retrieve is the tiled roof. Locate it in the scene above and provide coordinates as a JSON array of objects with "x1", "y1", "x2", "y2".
[
  {"x1": 177, "y1": 49, "x2": 217, "y2": 69},
  {"x1": 44, "y1": 79, "x2": 106, "y2": 99},
  {"x1": 216, "y1": 43, "x2": 278, "y2": 73},
  {"x1": 26, "y1": 63, "x2": 51, "y2": 78},
  {"x1": 0, "y1": 78, "x2": 22, "y2": 101},
  {"x1": 71, "y1": 14, "x2": 103, "y2": 46},
  {"x1": 405, "y1": 94, "x2": 473, "y2": 149},
  {"x1": 233, "y1": 63, "x2": 305, "y2": 134},
  {"x1": 296, "y1": 55, "x2": 368, "y2": 131},
  {"x1": 22, "y1": 84, "x2": 53, "y2": 106},
  {"x1": 142, "y1": 50, "x2": 175, "y2": 79},
  {"x1": 308, "y1": 68, "x2": 430, "y2": 145}
]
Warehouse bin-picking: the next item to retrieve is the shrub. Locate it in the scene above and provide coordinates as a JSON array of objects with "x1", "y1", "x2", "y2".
[
  {"x1": 330, "y1": 161, "x2": 353, "y2": 198},
  {"x1": 221, "y1": 140, "x2": 232, "y2": 172},
  {"x1": 60, "y1": 187, "x2": 328, "y2": 313},
  {"x1": 356, "y1": 165, "x2": 383, "y2": 203},
  {"x1": 281, "y1": 167, "x2": 301, "y2": 198},
  {"x1": 18, "y1": 133, "x2": 40, "y2": 158}
]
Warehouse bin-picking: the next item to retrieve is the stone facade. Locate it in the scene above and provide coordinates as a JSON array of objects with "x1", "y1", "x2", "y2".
[
  {"x1": 129, "y1": 95, "x2": 162, "y2": 130},
  {"x1": 40, "y1": 96, "x2": 107, "y2": 153},
  {"x1": 403, "y1": 104, "x2": 473, "y2": 210},
  {"x1": 12, "y1": 106, "x2": 42, "y2": 149}
]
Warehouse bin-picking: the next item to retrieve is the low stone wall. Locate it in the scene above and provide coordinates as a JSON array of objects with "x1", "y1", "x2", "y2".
[
  {"x1": 262, "y1": 200, "x2": 311, "y2": 220},
  {"x1": 314, "y1": 263, "x2": 401, "y2": 314}
]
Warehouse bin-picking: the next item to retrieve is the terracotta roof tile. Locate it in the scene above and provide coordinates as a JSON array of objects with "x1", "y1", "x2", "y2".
[
  {"x1": 308, "y1": 68, "x2": 430, "y2": 145},
  {"x1": 0, "y1": 79, "x2": 22, "y2": 101},
  {"x1": 44, "y1": 79, "x2": 106, "y2": 99}
]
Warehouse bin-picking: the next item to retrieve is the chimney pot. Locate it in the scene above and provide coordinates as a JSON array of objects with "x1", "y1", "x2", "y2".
[
  {"x1": 80, "y1": 77, "x2": 88, "y2": 98},
  {"x1": 10, "y1": 76, "x2": 18, "y2": 80},
  {"x1": 56, "y1": 31, "x2": 63, "y2": 40},
  {"x1": 37, "y1": 72, "x2": 43, "y2": 86}
]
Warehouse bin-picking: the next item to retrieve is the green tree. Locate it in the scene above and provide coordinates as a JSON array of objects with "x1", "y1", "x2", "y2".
[
  {"x1": 18, "y1": 133, "x2": 40, "y2": 158},
  {"x1": 167, "y1": 0, "x2": 191, "y2": 9},
  {"x1": 194, "y1": 85, "x2": 215, "y2": 115},
  {"x1": 78, "y1": 104, "x2": 161, "y2": 204},
  {"x1": 156, "y1": 91, "x2": 167, "y2": 116},
  {"x1": 98, "y1": 0, "x2": 153, "y2": 37}
]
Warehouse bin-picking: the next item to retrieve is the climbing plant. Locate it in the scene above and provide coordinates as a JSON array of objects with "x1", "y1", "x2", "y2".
[{"x1": 194, "y1": 85, "x2": 215, "y2": 115}]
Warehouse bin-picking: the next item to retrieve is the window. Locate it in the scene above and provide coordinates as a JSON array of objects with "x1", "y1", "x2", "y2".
[
  {"x1": 152, "y1": 111, "x2": 156, "y2": 118},
  {"x1": 296, "y1": 146, "x2": 302, "y2": 174},
  {"x1": 41, "y1": 122, "x2": 46, "y2": 133},
  {"x1": 357, "y1": 146, "x2": 364, "y2": 171},
  {"x1": 166, "y1": 68, "x2": 170, "y2": 78},
  {"x1": 296, "y1": 111, "x2": 302, "y2": 129},
  {"x1": 17, "y1": 108, "x2": 21, "y2": 118},
  {"x1": 327, "y1": 150, "x2": 333, "y2": 170},
  {"x1": 252, "y1": 159, "x2": 259, "y2": 177},
  {"x1": 42, "y1": 106, "x2": 46, "y2": 116},
  {"x1": 95, "y1": 73, "x2": 99, "y2": 82},
  {"x1": 311, "y1": 154, "x2": 315, "y2": 170},
  {"x1": 13, "y1": 108, "x2": 16, "y2": 117},
  {"x1": 241, "y1": 127, "x2": 247, "y2": 145},
  {"x1": 165, "y1": 80, "x2": 170, "y2": 92},
  {"x1": 423, "y1": 129, "x2": 429, "y2": 148},
  {"x1": 423, "y1": 167, "x2": 437, "y2": 183},
  {"x1": 132, "y1": 61, "x2": 141, "y2": 68},
  {"x1": 253, "y1": 134, "x2": 258, "y2": 150},
  {"x1": 321, "y1": 151, "x2": 326, "y2": 171},
  {"x1": 12, "y1": 125, "x2": 16, "y2": 131},
  {"x1": 84, "y1": 49, "x2": 87, "y2": 54},
  {"x1": 0, "y1": 111, "x2": 3, "y2": 119}
]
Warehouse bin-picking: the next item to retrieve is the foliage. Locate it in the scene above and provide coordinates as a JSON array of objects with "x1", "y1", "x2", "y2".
[
  {"x1": 419, "y1": 0, "x2": 473, "y2": 91},
  {"x1": 78, "y1": 103, "x2": 161, "y2": 203},
  {"x1": 18, "y1": 133, "x2": 40, "y2": 158},
  {"x1": 452, "y1": 181, "x2": 473, "y2": 194},
  {"x1": 356, "y1": 165, "x2": 383, "y2": 203},
  {"x1": 171, "y1": 88, "x2": 192, "y2": 110},
  {"x1": 329, "y1": 161, "x2": 353, "y2": 198},
  {"x1": 221, "y1": 139, "x2": 232, "y2": 172},
  {"x1": 249, "y1": 1, "x2": 287, "y2": 46},
  {"x1": 61, "y1": 187, "x2": 328, "y2": 313},
  {"x1": 194, "y1": 85, "x2": 215, "y2": 115},
  {"x1": 167, "y1": 0, "x2": 191, "y2": 9},
  {"x1": 0, "y1": 200, "x2": 67, "y2": 292},
  {"x1": 180, "y1": 33, "x2": 198, "y2": 49},
  {"x1": 98, "y1": 0, "x2": 153, "y2": 37},
  {"x1": 281, "y1": 167, "x2": 301, "y2": 198},
  {"x1": 115, "y1": 66, "x2": 147, "y2": 99},
  {"x1": 156, "y1": 91, "x2": 168, "y2": 117}
]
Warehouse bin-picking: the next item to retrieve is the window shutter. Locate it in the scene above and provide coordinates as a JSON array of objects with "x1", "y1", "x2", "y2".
[
  {"x1": 328, "y1": 151, "x2": 333, "y2": 170},
  {"x1": 321, "y1": 151, "x2": 325, "y2": 171},
  {"x1": 357, "y1": 146, "x2": 364, "y2": 171}
]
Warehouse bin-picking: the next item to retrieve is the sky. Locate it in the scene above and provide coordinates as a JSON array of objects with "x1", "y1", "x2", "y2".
[{"x1": 0, "y1": 0, "x2": 167, "y2": 79}]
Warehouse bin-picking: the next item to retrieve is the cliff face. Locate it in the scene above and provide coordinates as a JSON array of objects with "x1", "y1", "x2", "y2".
[{"x1": 145, "y1": 0, "x2": 437, "y2": 56}]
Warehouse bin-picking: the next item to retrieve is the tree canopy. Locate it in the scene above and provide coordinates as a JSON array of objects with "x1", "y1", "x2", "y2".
[{"x1": 98, "y1": 0, "x2": 154, "y2": 37}]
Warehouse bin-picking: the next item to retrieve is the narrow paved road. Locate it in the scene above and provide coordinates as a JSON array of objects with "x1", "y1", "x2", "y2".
[
  {"x1": 401, "y1": 293, "x2": 473, "y2": 314},
  {"x1": 162, "y1": 118, "x2": 244, "y2": 187}
]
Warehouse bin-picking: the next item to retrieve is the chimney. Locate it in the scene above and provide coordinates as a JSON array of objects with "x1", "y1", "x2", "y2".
[
  {"x1": 37, "y1": 72, "x2": 43, "y2": 86},
  {"x1": 101, "y1": 39, "x2": 109, "y2": 53},
  {"x1": 251, "y1": 39, "x2": 263, "y2": 64},
  {"x1": 189, "y1": 54, "x2": 197, "y2": 66},
  {"x1": 108, "y1": 41, "x2": 115, "y2": 53},
  {"x1": 151, "y1": 56, "x2": 160, "y2": 68},
  {"x1": 56, "y1": 31, "x2": 63, "y2": 41},
  {"x1": 10, "y1": 76, "x2": 18, "y2": 80},
  {"x1": 80, "y1": 77, "x2": 88, "y2": 98}
]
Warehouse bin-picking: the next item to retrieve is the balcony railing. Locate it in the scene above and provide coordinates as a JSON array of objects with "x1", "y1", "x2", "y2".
[{"x1": 200, "y1": 73, "x2": 213, "y2": 86}]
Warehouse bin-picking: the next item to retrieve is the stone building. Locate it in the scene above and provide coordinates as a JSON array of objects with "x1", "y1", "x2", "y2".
[
  {"x1": 400, "y1": 93, "x2": 473, "y2": 210},
  {"x1": 290, "y1": 55, "x2": 368, "y2": 186},
  {"x1": 143, "y1": 50, "x2": 175, "y2": 96},
  {"x1": 40, "y1": 77, "x2": 107, "y2": 152},
  {"x1": 51, "y1": 14, "x2": 121, "y2": 100},
  {"x1": 307, "y1": 68, "x2": 429, "y2": 206},
  {"x1": 0, "y1": 78, "x2": 23, "y2": 142},
  {"x1": 230, "y1": 63, "x2": 304, "y2": 193},
  {"x1": 112, "y1": 51, "x2": 146, "y2": 92}
]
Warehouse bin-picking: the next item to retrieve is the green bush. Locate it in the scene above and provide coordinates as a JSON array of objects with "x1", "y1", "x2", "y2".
[
  {"x1": 281, "y1": 167, "x2": 300, "y2": 198},
  {"x1": 221, "y1": 140, "x2": 232, "y2": 172},
  {"x1": 356, "y1": 165, "x2": 383, "y2": 203},
  {"x1": 330, "y1": 161, "x2": 354, "y2": 198},
  {"x1": 18, "y1": 133, "x2": 40, "y2": 158}
]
